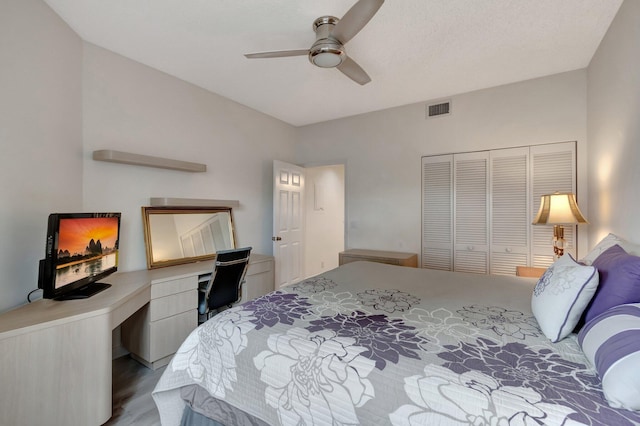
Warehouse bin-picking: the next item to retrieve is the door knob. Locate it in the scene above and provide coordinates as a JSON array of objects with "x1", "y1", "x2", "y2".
[{"x1": 272, "y1": 236, "x2": 282, "y2": 241}]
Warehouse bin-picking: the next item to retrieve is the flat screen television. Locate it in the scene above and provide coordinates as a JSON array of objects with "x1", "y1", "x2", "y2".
[{"x1": 38, "y1": 212, "x2": 121, "y2": 300}]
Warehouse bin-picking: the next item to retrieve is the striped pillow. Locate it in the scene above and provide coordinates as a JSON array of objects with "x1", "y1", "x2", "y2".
[{"x1": 578, "y1": 303, "x2": 640, "y2": 410}]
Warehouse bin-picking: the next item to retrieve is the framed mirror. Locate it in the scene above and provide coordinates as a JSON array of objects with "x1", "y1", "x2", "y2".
[{"x1": 142, "y1": 206, "x2": 236, "y2": 269}]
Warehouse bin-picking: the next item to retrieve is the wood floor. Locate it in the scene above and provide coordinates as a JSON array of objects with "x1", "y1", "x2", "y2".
[{"x1": 105, "y1": 355, "x2": 165, "y2": 426}]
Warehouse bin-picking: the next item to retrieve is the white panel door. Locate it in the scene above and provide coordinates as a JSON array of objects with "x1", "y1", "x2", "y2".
[
  {"x1": 490, "y1": 147, "x2": 530, "y2": 275},
  {"x1": 273, "y1": 160, "x2": 305, "y2": 288},
  {"x1": 454, "y1": 151, "x2": 489, "y2": 274},
  {"x1": 421, "y1": 155, "x2": 453, "y2": 270},
  {"x1": 530, "y1": 142, "x2": 576, "y2": 267}
]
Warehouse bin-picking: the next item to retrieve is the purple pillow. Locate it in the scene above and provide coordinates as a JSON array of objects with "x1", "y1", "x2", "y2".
[{"x1": 582, "y1": 244, "x2": 640, "y2": 324}]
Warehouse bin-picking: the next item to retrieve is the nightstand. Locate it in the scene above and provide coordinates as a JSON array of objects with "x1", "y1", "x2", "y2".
[{"x1": 516, "y1": 266, "x2": 547, "y2": 279}]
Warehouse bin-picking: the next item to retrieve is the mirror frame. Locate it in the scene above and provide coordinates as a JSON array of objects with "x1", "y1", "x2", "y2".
[{"x1": 141, "y1": 206, "x2": 237, "y2": 269}]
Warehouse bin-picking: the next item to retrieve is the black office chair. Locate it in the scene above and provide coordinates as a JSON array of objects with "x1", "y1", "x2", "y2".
[{"x1": 198, "y1": 247, "x2": 252, "y2": 323}]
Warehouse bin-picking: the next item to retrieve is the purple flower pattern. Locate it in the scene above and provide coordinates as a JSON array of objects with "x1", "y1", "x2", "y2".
[
  {"x1": 160, "y1": 272, "x2": 640, "y2": 426},
  {"x1": 438, "y1": 337, "x2": 640, "y2": 426},
  {"x1": 357, "y1": 289, "x2": 419, "y2": 313},
  {"x1": 241, "y1": 292, "x2": 312, "y2": 329},
  {"x1": 307, "y1": 311, "x2": 429, "y2": 370}
]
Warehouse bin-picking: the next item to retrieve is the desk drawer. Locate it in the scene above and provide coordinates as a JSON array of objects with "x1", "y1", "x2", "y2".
[
  {"x1": 247, "y1": 259, "x2": 272, "y2": 276},
  {"x1": 149, "y1": 310, "x2": 197, "y2": 361},
  {"x1": 151, "y1": 276, "x2": 198, "y2": 299},
  {"x1": 149, "y1": 289, "x2": 197, "y2": 322}
]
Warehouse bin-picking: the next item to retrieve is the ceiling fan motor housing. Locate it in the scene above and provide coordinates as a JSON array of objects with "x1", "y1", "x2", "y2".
[{"x1": 309, "y1": 16, "x2": 345, "y2": 68}]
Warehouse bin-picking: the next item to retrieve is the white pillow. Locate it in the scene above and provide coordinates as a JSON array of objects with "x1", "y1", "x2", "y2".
[
  {"x1": 581, "y1": 233, "x2": 640, "y2": 265},
  {"x1": 531, "y1": 253, "x2": 599, "y2": 342},
  {"x1": 578, "y1": 303, "x2": 640, "y2": 411}
]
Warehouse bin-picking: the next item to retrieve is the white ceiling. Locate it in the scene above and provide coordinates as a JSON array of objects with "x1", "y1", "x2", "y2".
[{"x1": 43, "y1": 0, "x2": 622, "y2": 127}]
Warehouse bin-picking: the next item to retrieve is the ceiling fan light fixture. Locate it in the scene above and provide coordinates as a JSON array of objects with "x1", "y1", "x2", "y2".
[
  {"x1": 309, "y1": 42, "x2": 345, "y2": 68},
  {"x1": 310, "y1": 51, "x2": 343, "y2": 68}
]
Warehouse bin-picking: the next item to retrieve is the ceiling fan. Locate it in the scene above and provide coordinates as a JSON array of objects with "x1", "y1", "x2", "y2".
[{"x1": 244, "y1": 0, "x2": 384, "y2": 85}]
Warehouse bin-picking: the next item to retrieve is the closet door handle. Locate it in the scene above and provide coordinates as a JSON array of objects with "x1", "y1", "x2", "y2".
[{"x1": 272, "y1": 236, "x2": 282, "y2": 241}]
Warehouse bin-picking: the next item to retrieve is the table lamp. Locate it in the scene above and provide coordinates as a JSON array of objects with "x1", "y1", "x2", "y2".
[{"x1": 532, "y1": 192, "x2": 587, "y2": 258}]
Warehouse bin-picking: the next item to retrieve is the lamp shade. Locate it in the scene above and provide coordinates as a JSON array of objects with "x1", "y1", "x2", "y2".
[{"x1": 532, "y1": 192, "x2": 588, "y2": 225}]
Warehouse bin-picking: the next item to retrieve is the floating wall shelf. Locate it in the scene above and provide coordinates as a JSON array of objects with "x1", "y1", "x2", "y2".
[
  {"x1": 92, "y1": 150, "x2": 206, "y2": 172},
  {"x1": 150, "y1": 197, "x2": 240, "y2": 208}
]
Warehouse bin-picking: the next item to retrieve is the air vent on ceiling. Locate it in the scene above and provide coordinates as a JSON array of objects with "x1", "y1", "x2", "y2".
[{"x1": 426, "y1": 100, "x2": 451, "y2": 118}]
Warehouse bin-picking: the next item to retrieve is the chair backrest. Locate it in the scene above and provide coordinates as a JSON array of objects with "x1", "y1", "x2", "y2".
[{"x1": 204, "y1": 247, "x2": 252, "y2": 311}]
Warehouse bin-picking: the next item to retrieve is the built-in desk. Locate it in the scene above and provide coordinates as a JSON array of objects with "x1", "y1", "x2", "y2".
[
  {"x1": 0, "y1": 254, "x2": 273, "y2": 426},
  {"x1": 121, "y1": 254, "x2": 274, "y2": 370}
]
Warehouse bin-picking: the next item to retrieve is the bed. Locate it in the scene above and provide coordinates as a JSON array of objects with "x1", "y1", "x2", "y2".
[{"x1": 153, "y1": 260, "x2": 640, "y2": 425}]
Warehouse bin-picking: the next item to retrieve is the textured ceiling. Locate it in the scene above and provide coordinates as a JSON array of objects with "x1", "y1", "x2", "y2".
[{"x1": 43, "y1": 0, "x2": 622, "y2": 126}]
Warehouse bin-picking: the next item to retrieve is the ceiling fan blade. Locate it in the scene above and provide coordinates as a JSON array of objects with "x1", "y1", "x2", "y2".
[
  {"x1": 244, "y1": 49, "x2": 308, "y2": 59},
  {"x1": 337, "y1": 56, "x2": 371, "y2": 85},
  {"x1": 331, "y1": 0, "x2": 384, "y2": 44}
]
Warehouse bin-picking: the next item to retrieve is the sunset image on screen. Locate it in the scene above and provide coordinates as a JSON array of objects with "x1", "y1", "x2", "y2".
[
  {"x1": 58, "y1": 217, "x2": 119, "y2": 256},
  {"x1": 54, "y1": 216, "x2": 119, "y2": 287}
]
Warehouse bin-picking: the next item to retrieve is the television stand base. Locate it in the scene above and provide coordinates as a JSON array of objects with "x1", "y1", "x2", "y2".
[{"x1": 55, "y1": 282, "x2": 112, "y2": 300}]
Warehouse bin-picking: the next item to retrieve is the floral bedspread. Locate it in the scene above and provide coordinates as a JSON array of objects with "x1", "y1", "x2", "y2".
[{"x1": 153, "y1": 261, "x2": 640, "y2": 426}]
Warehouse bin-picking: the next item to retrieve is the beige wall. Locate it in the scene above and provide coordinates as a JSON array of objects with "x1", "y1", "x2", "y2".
[
  {"x1": 587, "y1": 0, "x2": 640, "y2": 246},
  {"x1": 0, "y1": 0, "x2": 82, "y2": 312},
  {"x1": 82, "y1": 43, "x2": 297, "y2": 273},
  {"x1": 296, "y1": 70, "x2": 589, "y2": 259}
]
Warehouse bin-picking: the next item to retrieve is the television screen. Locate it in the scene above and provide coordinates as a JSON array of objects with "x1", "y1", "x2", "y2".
[{"x1": 40, "y1": 213, "x2": 121, "y2": 299}]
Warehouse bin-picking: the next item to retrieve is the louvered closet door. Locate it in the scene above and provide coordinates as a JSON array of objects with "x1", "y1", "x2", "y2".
[
  {"x1": 490, "y1": 147, "x2": 530, "y2": 275},
  {"x1": 454, "y1": 152, "x2": 489, "y2": 273},
  {"x1": 421, "y1": 155, "x2": 453, "y2": 270},
  {"x1": 530, "y1": 142, "x2": 577, "y2": 267}
]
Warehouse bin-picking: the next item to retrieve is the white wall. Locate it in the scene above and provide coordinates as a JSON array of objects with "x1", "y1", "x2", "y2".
[
  {"x1": 304, "y1": 164, "x2": 345, "y2": 277},
  {"x1": 296, "y1": 70, "x2": 589, "y2": 258},
  {"x1": 0, "y1": 0, "x2": 82, "y2": 313},
  {"x1": 587, "y1": 0, "x2": 640, "y2": 246},
  {"x1": 82, "y1": 43, "x2": 297, "y2": 273},
  {"x1": 0, "y1": 21, "x2": 297, "y2": 312}
]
